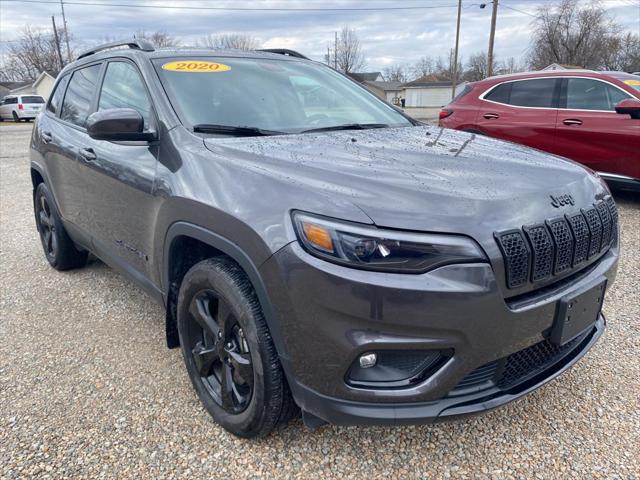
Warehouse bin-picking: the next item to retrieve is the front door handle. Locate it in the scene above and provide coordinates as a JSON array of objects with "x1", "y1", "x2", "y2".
[
  {"x1": 78, "y1": 147, "x2": 97, "y2": 162},
  {"x1": 483, "y1": 113, "x2": 500, "y2": 120},
  {"x1": 41, "y1": 131, "x2": 52, "y2": 144},
  {"x1": 562, "y1": 118, "x2": 583, "y2": 126}
]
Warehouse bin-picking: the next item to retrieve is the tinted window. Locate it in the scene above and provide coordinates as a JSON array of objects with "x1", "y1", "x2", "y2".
[
  {"x1": 22, "y1": 96, "x2": 45, "y2": 104},
  {"x1": 47, "y1": 74, "x2": 70, "y2": 114},
  {"x1": 60, "y1": 64, "x2": 101, "y2": 127},
  {"x1": 565, "y1": 78, "x2": 631, "y2": 111},
  {"x1": 155, "y1": 57, "x2": 411, "y2": 133},
  {"x1": 452, "y1": 84, "x2": 473, "y2": 102},
  {"x1": 4, "y1": 97, "x2": 18, "y2": 105},
  {"x1": 485, "y1": 83, "x2": 511, "y2": 103},
  {"x1": 509, "y1": 79, "x2": 557, "y2": 108},
  {"x1": 98, "y1": 62, "x2": 153, "y2": 129}
]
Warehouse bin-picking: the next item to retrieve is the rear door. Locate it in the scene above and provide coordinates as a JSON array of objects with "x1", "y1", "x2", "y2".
[
  {"x1": 20, "y1": 95, "x2": 46, "y2": 117},
  {"x1": 475, "y1": 77, "x2": 560, "y2": 152},
  {"x1": 78, "y1": 59, "x2": 160, "y2": 281},
  {"x1": 554, "y1": 77, "x2": 639, "y2": 177}
]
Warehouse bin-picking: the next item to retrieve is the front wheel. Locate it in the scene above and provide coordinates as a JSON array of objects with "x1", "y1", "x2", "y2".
[{"x1": 177, "y1": 258, "x2": 296, "y2": 437}]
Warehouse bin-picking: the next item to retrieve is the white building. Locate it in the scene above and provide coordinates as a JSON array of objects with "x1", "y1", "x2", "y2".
[{"x1": 9, "y1": 72, "x2": 56, "y2": 100}]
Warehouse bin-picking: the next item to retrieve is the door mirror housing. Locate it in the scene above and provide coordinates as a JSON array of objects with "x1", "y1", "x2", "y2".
[
  {"x1": 614, "y1": 98, "x2": 640, "y2": 119},
  {"x1": 86, "y1": 108, "x2": 155, "y2": 141}
]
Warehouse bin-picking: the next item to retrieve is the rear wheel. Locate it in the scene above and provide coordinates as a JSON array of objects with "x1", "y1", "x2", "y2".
[
  {"x1": 177, "y1": 257, "x2": 296, "y2": 437},
  {"x1": 34, "y1": 183, "x2": 88, "y2": 270},
  {"x1": 12, "y1": 111, "x2": 20, "y2": 122}
]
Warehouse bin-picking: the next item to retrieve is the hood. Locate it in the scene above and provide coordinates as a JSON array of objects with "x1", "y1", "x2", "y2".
[{"x1": 203, "y1": 126, "x2": 606, "y2": 237}]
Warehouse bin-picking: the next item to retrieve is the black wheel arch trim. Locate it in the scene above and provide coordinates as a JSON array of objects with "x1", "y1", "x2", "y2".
[{"x1": 162, "y1": 222, "x2": 292, "y2": 371}]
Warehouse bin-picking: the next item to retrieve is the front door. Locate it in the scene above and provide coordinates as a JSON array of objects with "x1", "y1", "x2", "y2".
[
  {"x1": 554, "y1": 77, "x2": 640, "y2": 177},
  {"x1": 76, "y1": 60, "x2": 160, "y2": 282}
]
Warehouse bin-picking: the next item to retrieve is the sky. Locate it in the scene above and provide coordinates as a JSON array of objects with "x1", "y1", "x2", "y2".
[{"x1": 0, "y1": 0, "x2": 639, "y2": 72}]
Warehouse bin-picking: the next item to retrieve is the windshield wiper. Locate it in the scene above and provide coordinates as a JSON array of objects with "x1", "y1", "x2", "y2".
[
  {"x1": 301, "y1": 123, "x2": 390, "y2": 134},
  {"x1": 193, "y1": 124, "x2": 286, "y2": 136}
]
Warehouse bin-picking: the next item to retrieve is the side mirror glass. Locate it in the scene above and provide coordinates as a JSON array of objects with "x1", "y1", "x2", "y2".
[
  {"x1": 614, "y1": 98, "x2": 640, "y2": 119},
  {"x1": 86, "y1": 108, "x2": 155, "y2": 141}
]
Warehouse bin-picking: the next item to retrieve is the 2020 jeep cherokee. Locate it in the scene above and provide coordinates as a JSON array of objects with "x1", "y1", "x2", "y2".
[{"x1": 30, "y1": 40, "x2": 619, "y2": 438}]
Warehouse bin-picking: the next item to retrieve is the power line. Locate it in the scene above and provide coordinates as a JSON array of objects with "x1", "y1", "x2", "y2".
[{"x1": 0, "y1": 0, "x2": 469, "y2": 11}]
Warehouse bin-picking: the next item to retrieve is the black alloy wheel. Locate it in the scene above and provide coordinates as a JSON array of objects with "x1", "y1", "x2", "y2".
[
  {"x1": 186, "y1": 289, "x2": 254, "y2": 413},
  {"x1": 36, "y1": 193, "x2": 57, "y2": 261}
]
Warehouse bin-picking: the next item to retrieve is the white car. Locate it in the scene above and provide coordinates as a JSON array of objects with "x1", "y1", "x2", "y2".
[{"x1": 0, "y1": 94, "x2": 46, "y2": 122}]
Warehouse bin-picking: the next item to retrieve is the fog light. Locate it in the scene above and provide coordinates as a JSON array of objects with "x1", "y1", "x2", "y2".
[{"x1": 359, "y1": 352, "x2": 377, "y2": 369}]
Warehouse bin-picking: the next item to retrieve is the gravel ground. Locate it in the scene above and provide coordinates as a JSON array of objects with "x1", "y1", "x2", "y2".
[{"x1": 1, "y1": 123, "x2": 638, "y2": 479}]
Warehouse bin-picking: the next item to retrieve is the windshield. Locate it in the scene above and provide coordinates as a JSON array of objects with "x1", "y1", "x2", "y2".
[
  {"x1": 22, "y1": 96, "x2": 45, "y2": 104},
  {"x1": 154, "y1": 57, "x2": 412, "y2": 134}
]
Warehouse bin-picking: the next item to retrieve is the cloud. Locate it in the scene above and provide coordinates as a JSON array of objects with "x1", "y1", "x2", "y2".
[{"x1": 1, "y1": 0, "x2": 638, "y2": 71}]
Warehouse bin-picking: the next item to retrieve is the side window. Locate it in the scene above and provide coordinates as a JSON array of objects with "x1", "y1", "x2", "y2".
[
  {"x1": 47, "y1": 74, "x2": 70, "y2": 114},
  {"x1": 98, "y1": 62, "x2": 153, "y2": 129},
  {"x1": 565, "y1": 78, "x2": 631, "y2": 111},
  {"x1": 509, "y1": 79, "x2": 557, "y2": 108},
  {"x1": 60, "y1": 64, "x2": 101, "y2": 127},
  {"x1": 484, "y1": 82, "x2": 511, "y2": 104}
]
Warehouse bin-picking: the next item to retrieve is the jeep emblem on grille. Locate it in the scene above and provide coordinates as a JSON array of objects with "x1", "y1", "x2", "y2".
[{"x1": 550, "y1": 194, "x2": 575, "y2": 208}]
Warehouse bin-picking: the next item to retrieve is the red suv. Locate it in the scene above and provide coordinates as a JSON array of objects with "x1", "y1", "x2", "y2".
[{"x1": 440, "y1": 71, "x2": 640, "y2": 191}]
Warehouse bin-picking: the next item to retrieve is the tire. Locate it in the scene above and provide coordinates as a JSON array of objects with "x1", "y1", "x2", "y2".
[
  {"x1": 34, "y1": 182, "x2": 88, "y2": 270},
  {"x1": 12, "y1": 111, "x2": 20, "y2": 122},
  {"x1": 177, "y1": 257, "x2": 297, "y2": 438}
]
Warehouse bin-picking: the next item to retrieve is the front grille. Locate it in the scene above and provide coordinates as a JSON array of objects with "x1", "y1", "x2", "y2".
[
  {"x1": 495, "y1": 196, "x2": 617, "y2": 290},
  {"x1": 451, "y1": 328, "x2": 593, "y2": 395}
]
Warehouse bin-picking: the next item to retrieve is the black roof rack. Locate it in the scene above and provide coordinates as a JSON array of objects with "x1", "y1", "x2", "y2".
[
  {"x1": 77, "y1": 39, "x2": 155, "y2": 60},
  {"x1": 257, "y1": 49, "x2": 309, "y2": 60}
]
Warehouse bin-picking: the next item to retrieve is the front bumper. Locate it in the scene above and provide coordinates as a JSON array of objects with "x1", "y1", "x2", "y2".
[{"x1": 259, "y1": 241, "x2": 618, "y2": 425}]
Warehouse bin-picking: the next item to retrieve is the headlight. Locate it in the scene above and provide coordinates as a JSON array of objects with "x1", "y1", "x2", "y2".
[{"x1": 292, "y1": 212, "x2": 487, "y2": 273}]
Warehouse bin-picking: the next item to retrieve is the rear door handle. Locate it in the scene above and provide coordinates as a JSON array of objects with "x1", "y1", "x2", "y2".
[
  {"x1": 562, "y1": 118, "x2": 583, "y2": 126},
  {"x1": 78, "y1": 147, "x2": 97, "y2": 162},
  {"x1": 483, "y1": 113, "x2": 500, "y2": 120},
  {"x1": 41, "y1": 131, "x2": 52, "y2": 144}
]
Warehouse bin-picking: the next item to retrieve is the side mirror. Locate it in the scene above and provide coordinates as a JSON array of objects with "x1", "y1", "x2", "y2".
[
  {"x1": 86, "y1": 108, "x2": 155, "y2": 141},
  {"x1": 614, "y1": 98, "x2": 640, "y2": 119}
]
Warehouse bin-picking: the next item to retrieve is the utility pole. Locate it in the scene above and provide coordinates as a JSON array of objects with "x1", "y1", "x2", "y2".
[
  {"x1": 51, "y1": 16, "x2": 64, "y2": 71},
  {"x1": 60, "y1": 0, "x2": 72, "y2": 63},
  {"x1": 487, "y1": 0, "x2": 498, "y2": 77},
  {"x1": 451, "y1": 0, "x2": 462, "y2": 100},
  {"x1": 334, "y1": 31, "x2": 338, "y2": 70}
]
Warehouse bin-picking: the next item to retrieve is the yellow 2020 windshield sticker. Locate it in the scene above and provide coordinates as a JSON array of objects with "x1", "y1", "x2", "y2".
[
  {"x1": 162, "y1": 61, "x2": 231, "y2": 72},
  {"x1": 623, "y1": 79, "x2": 640, "y2": 86}
]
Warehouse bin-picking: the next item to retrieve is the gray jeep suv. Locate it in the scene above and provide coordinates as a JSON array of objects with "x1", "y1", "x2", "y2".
[{"x1": 30, "y1": 40, "x2": 619, "y2": 438}]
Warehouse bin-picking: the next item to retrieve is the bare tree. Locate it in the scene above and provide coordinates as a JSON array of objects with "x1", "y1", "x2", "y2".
[
  {"x1": 135, "y1": 30, "x2": 180, "y2": 48},
  {"x1": 527, "y1": 0, "x2": 621, "y2": 69},
  {"x1": 411, "y1": 56, "x2": 435, "y2": 80},
  {"x1": 198, "y1": 33, "x2": 259, "y2": 50},
  {"x1": 383, "y1": 64, "x2": 408, "y2": 82},
  {"x1": 326, "y1": 26, "x2": 365, "y2": 73},
  {"x1": 3, "y1": 25, "x2": 70, "y2": 81},
  {"x1": 498, "y1": 56, "x2": 523, "y2": 75},
  {"x1": 463, "y1": 51, "x2": 497, "y2": 81},
  {"x1": 601, "y1": 32, "x2": 640, "y2": 72},
  {"x1": 434, "y1": 49, "x2": 463, "y2": 82}
]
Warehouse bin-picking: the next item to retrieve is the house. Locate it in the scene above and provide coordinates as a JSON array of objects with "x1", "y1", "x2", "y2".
[
  {"x1": 347, "y1": 71, "x2": 384, "y2": 82},
  {"x1": 541, "y1": 63, "x2": 584, "y2": 71},
  {"x1": 362, "y1": 80, "x2": 404, "y2": 105},
  {"x1": 0, "y1": 81, "x2": 30, "y2": 100},
  {"x1": 7, "y1": 72, "x2": 56, "y2": 100},
  {"x1": 400, "y1": 78, "x2": 468, "y2": 120}
]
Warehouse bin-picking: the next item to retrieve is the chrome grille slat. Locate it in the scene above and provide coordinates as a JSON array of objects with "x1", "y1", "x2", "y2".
[{"x1": 496, "y1": 197, "x2": 617, "y2": 290}]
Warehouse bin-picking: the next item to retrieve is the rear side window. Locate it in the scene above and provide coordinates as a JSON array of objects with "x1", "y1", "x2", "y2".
[
  {"x1": 564, "y1": 78, "x2": 631, "y2": 111},
  {"x1": 22, "y1": 96, "x2": 45, "y2": 104},
  {"x1": 60, "y1": 64, "x2": 101, "y2": 127},
  {"x1": 98, "y1": 62, "x2": 153, "y2": 129},
  {"x1": 4, "y1": 97, "x2": 18, "y2": 105},
  {"x1": 47, "y1": 75, "x2": 70, "y2": 114},
  {"x1": 484, "y1": 78, "x2": 557, "y2": 108}
]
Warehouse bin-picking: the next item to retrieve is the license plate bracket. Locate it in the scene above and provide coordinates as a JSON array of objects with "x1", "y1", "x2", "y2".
[{"x1": 551, "y1": 277, "x2": 607, "y2": 345}]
